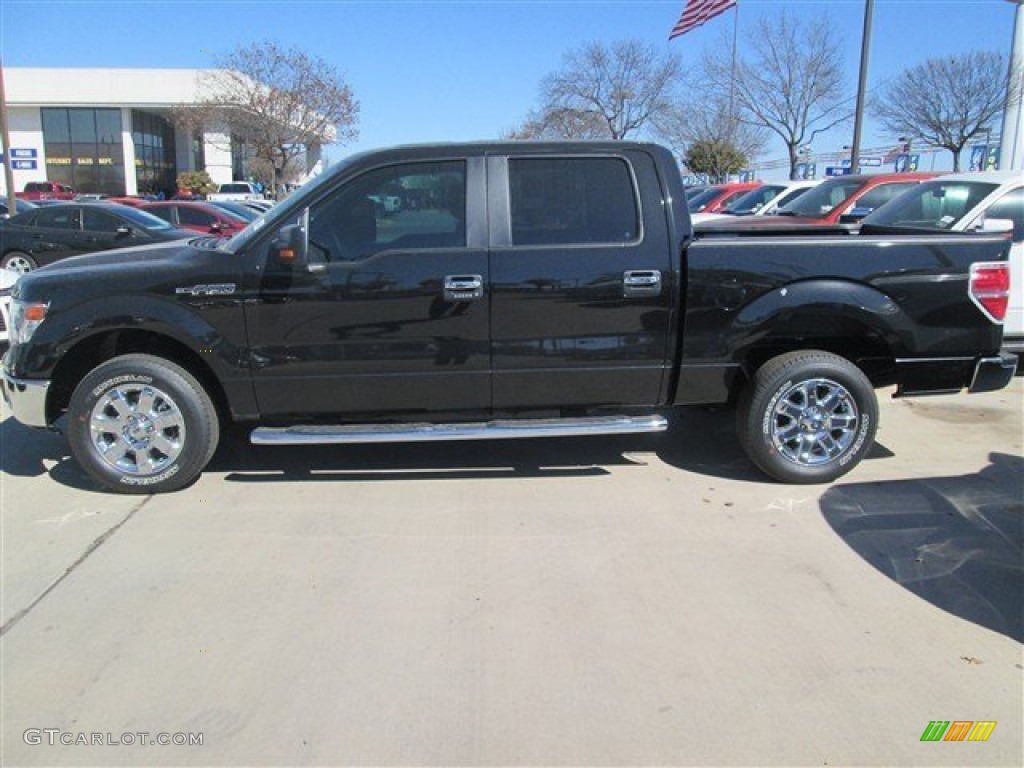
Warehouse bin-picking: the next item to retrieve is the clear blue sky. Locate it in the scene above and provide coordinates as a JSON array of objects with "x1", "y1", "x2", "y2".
[{"x1": 1, "y1": 0, "x2": 1018, "y2": 176}]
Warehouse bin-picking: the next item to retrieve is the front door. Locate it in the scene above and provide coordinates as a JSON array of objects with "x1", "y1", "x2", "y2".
[
  {"x1": 245, "y1": 159, "x2": 491, "y2": 419},
  {"x1": 488, "y1": 152, "x2": 675, "y2": 409}
]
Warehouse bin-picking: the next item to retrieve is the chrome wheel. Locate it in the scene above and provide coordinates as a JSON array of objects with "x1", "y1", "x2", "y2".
[
  {"x1": 89, "y1": 383, "x2": 186, "y2": 476},
  {"x1": 770, "y1": 377, "x2": 859, "y2": 466},
  {"x1": 3, "y1": 254, "x2": 36, "y2": 274}
]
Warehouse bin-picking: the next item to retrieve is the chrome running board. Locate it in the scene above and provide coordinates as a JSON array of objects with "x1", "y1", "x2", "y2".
[{"x1": 250, "y1": 414, "x2": 668, "y2": 445}]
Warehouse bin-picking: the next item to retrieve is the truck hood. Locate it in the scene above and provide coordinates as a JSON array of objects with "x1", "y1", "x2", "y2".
[{"x1": 14, "y1": 238, "x2": 238, "y2": 305}]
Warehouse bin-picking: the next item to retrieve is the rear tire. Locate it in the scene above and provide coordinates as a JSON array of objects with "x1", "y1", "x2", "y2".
[
  {"x1": 67, "y1": 355, "x2": 219, "y2": 494},
  {"x1": 2, "y1": 251, "x2": 38, "y2": 274},
  {"x1": 737, "y1": 350, "x2": 878, "y2": 484}
]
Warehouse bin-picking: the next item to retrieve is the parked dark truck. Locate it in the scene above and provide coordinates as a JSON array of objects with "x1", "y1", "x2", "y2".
[{"x1": 2, "y1": 142, "x2": 1017, "y2": 493}]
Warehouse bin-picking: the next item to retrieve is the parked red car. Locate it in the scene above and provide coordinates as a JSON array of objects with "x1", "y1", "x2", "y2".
[
  {"x1": 701, "y1": 172, "x2": 938, "y2": 230},
  {"x1": 17, "y1": 181, "x2": 76, "y2": 201},
  {"x1": 687, "y1": 182, "x2": 762, "y2": 214},
  {"x1": 139, "y1": 201, "x2": 248, "y2": 237}
]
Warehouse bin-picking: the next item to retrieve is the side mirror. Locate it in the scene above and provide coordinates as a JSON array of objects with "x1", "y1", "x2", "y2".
[
  {"x1": 272, "y1": 223, "x2": 307, "y2": 266},
  {"x1": 977, "y1": 217, "x2": 1014, "y2": 235}
]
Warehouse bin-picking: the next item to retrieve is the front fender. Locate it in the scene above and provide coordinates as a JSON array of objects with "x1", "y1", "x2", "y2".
[{"x1": 5, "y1": 293, "x2": 247, "y2": 383}]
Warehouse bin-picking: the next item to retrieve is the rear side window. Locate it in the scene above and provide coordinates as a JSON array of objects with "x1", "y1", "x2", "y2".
[
  {"x1": 509, "y1": 157, "x2": 639, "y2": 246},
  {"x1": 35, "y1": 208, "x2": 79, "y2": 229}
]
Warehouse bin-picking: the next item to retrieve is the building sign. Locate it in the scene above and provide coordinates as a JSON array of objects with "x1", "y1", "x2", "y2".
[
  {"x1": 11, "y1": 159, "x2": 37, "y2": 170},
  {"x1": 10, "y1": 148, "x2": 37, "y2": 159}
]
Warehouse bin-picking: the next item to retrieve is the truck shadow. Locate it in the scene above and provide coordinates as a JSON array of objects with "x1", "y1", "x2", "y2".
[
  {"x1": 820, "y1": 452, "x2": 1024, "y2": 643},
  {"x1": 211, "y1": 407, "x2": 771, "y2": 484},
  {"x1": 2, "y1": 405, "x2": 893, "y2": 490}
]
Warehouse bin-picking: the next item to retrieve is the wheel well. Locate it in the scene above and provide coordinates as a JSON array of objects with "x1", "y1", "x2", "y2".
[
  {"x1": 733, "y1": 328, "x2": 896, "y2": 400},
  {"x1": 48, "y1": 330, "x2": 231, "y2": 425}
]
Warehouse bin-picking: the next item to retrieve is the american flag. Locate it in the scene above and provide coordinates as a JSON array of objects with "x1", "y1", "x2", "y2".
[{"x1": 669, "y1": 0, "x2": 737, "y2": 40}]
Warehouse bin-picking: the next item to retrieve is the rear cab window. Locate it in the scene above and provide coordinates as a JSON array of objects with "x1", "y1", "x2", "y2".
[{"x1": 507, "y1": 157, "x2": 640, "y2": 246}]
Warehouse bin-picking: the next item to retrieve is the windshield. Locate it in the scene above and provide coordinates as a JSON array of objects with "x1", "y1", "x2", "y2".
[
  {"x1": 209, "y1": 201, "x2": 259, "y2": 221},
  {"x1": 112, "y1": 205, "x2": 177, "y2": 230},
  {"x1": 860, "y1": 180, "x2": 999, "y2": 230},
  {"x1": 778, "y1": 178, "x2": 864, "y2": 218},
  {"x1": 687, "y1": 187, "x2": 722, "y2": 212},
  {"x1": 721, "y1": 185, "x2": 786, "y2": 215}
]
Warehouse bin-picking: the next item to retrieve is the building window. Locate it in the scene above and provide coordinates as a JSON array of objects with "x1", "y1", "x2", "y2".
[
  {"x1": 41, "y1": 108, "x2": 125, "y2": 195},
  {"x1": 131, "y1": 110, "x2": 177, "y2": 196}
]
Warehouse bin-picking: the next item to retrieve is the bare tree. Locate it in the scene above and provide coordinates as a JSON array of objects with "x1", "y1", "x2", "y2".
[
  {"x1": 504, "y1": 107, "x2": 610, "y2": 140},
  {"x1": 873, "y1": 51, "x2": 1021, "y2": 172},
  {"x1": 655, "y1": 95, "x2": 766, "y2": 177},
  {"x1": 514, "y1": 39, "x2": 681, "y2": 140},
  {"x1": 178, "y1": 41, "x2": 359, "y2": 196},
  {"x1": 701, "y1": 12, "x2": 850, "y2": 179}
]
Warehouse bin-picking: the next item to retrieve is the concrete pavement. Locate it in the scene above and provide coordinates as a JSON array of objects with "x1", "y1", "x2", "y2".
[{"x1": 2, "y1": 381, "x2": 1021, "y2": 766}]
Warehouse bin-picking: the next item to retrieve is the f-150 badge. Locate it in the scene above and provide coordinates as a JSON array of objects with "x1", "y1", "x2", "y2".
[{"x1": 175, "y1": 283, "x2": 237, "y2": 296}]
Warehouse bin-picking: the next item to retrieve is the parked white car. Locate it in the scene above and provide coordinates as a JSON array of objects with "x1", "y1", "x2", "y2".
[
  {"x1": 692, "y1": 180, "x2": 819, "y2": 224},
  {"x1": 0, "y1": 268, "x2": 18, "y2": 348},
  {"x1": 208, "y1": 182, "x2": 264, "y2": 203},
  {"x1": 859, "y1": 170, "x2": 1023, "y2": 359}
]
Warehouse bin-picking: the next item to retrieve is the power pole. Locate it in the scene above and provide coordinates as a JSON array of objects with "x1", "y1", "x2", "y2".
[{"x1": 850, "y1": 0, "x2": 875, "y2": 174}]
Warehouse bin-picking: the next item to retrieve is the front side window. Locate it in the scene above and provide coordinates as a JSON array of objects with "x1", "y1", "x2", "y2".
[
  {"x1": 82, "y1": 208, "x2": 121, "y2": 232},
  {"x1": 509, "y1": 157, "x2": 639, "y2": 245},
  {"x1": 853, "y1": 182, "x2": 917, "y2": 212},
  {"x1": 177, "y1": 206, "x2": 216, "y2": 227},
  {"x1": 306, "y1": 161, "x2": 466, "y2": 263}
]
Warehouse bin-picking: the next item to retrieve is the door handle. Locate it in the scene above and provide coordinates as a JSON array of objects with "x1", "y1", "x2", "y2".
[
  {"x1": 623, "y1": 270, "x2": 662, "y2": 297},
  {"x1": 443, "y1": 274, "x2": 484, "y2": 301}
]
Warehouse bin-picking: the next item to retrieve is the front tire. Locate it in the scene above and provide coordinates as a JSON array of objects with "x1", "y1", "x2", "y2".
[
  {"x1": 737, "y1": 351, "x2": 878, "y2": 484},
  {"x1": 67, "y1": 355, "x2": 220, "y2": 494}
]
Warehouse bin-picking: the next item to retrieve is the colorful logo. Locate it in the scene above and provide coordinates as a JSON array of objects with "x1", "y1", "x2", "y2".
[{"x1": 921, "y1": 721, "x2": 996, "y2": 742}]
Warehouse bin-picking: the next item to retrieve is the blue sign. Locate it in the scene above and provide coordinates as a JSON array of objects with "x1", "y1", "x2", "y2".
[
  {"x1": 795, "y1": 162, "x2": 817, "y2": 180},
  {"x1": 826, "y1": 166, "x2": 851, "y2": 177},
  {"x1": 10, "y1": 148, "x2": 37, "y2": 159},
  {"x1": 969, "y1": 145, "x2": 986, "y2": 171},
  {"x1": 894, "y1": 154, "x2": 920, "y2": 173},
  {"x1": 11, "y1": 159, "x2": 37, "y2": 170}
]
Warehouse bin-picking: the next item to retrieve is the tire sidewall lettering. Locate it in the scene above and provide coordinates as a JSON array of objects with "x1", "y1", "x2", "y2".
[
  {"x1": 762, "y1": 378, "x2": 793, "y2": 438},
  {"x1": 92, "y1": 374, "x2": 153, "y2": 399}
]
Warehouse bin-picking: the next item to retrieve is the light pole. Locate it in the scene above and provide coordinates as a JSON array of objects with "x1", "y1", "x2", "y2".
[{"x1": 999, "y1": 0, "x2": 1023, "y2": 170}]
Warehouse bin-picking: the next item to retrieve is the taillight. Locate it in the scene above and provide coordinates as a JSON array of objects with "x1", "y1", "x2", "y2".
[{"x1": 969, "y1": 261, "x2": 1010, "y2": 323}]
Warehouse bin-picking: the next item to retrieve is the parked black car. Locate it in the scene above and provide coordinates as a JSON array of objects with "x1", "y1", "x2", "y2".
[{"x1": 0, "y1": 203, "x2": 193, "y2": 273}]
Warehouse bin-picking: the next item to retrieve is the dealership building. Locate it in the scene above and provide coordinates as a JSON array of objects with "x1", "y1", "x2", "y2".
[{"x1": 1, "y1": 68, "x2": 325, "y2": 197}]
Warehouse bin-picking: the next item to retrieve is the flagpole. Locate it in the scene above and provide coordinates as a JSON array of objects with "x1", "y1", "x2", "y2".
[
  {"x1": 849, "y1": 0, "x2": 875, "y2": 174},
  {"x1": 728, "y1": 1, "x2": 740, "y2": 141}
]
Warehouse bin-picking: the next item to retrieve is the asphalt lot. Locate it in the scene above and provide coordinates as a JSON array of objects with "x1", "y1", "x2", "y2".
[{"x1": 1, "y1": 380, "x2": 1021, "y2": 767}]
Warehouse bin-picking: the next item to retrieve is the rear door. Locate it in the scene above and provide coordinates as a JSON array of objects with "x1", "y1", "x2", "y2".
[
  {"x1": 488, "y1": 150, "x2": 675, "y2": 409},
  {"x1": 24, "y1": 207, "x2": 82, "y2": 265}
]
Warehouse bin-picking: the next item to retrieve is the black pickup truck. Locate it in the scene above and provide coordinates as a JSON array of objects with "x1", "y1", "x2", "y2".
[{"x1": 2, "y1": 142, "x2": 1016, "y2": 493}]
